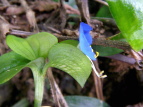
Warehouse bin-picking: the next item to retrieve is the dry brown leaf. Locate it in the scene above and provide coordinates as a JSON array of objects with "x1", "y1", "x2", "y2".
[
  {"x1": 6, "y1": 6, "x2": 24, "y2": 15},
  {"x1": 0, "y1": 21, "x2": 10, "y2": 38},
  {"x1": 11, "y1": 15, "x2": 28, "y2": 25},
  {"x1": 0, "y1": 6, "x2": 7, "y2": 10},
  {"x1": 62, "y1": 29, "x2": 78, "y2": 36},
  {"x1": 32, "y1": 1, "x2": 59, "y2": 12},
  {"x1": 26, "y1": 10, "x2": 37, "y2": 28},
  {"x1": 0, "y1": 43, "x2": 6, "y2": 55}
]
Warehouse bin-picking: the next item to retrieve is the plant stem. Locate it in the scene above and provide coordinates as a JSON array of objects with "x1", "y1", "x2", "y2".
[{"x1": 32, "y1": 70, "x2": 45, "y2": 107}]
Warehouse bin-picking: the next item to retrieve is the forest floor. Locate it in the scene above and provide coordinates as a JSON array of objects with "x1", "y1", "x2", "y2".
[{"x1": 0, "y1": 0, "x2": 143, "y2": 107}]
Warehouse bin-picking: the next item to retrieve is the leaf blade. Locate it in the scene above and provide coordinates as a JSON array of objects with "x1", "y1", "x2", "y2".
[
  {"x1": 48, "y1": 44, "x2": 92, "y2": 87},
  {"x1": 6, "y1": 35, "x2": 36, "y2": 60},
  {"x1": 107, "y1": 0, "x2": 143, "y2": 51},
  {"x1": 93, "y1": 45, "x2": 123, "y2": 56},
  {"x1": 26, "y1": 32, "x2": 58, "y2": 58},
  {"x1": 0, "y1": 51, "x2": 30, "y2": 84},
  {"x1": 65, "y1": 96, "x2": 110, "y2": 107}
]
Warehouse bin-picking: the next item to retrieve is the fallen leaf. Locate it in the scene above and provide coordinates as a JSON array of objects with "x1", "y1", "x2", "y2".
[
  {"x1": 6, "y1": 6, "x2": 24, "y2": 15},
  {"x1": 32, "y1": 1, "x2": 59, "y2": 12}
]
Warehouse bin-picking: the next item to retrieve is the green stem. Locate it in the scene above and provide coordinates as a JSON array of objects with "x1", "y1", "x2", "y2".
[{"x1": 32, "y1": 70, "x2": 45, "y2": 107}]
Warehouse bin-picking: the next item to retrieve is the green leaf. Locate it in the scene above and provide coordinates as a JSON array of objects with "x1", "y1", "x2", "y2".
[
  {"x1": 92, "y1": 33, "x2": 124, "y2": 56},
  {"x1": 0, "y1": 52, "x2": 45, "y2": 106},
  {"x1": 12, "y1": 98, "x2": 29, "y2": 107},
  {"x1": 107, "y1": 0, "x2": 143, "y2": 51},
  {"x1": 93, "y1": 45, "x2": 123, "y2": 56},
  {"x1": 6, "y1": 32, "x2": 58, "y2": 60},
  {"x1": 65, "y1": 96, "x2": 110, "y2": 107},
  {"x1": 6, "y1": 35, "x2": 36, "y2": 60},
  {"x1": 96, "y1": 5, "x2": 112, "y2": 18},
  {"x1": 60, "y1": 40, "x2": 78, "y2": 47},
  {"x1": 26, "y1": 32, "x2": 58, "y2": 58},
  {"x1": 48, "y1": 43, "x2": 92, "y2": 87},
  {"x1": 0, "y1": 51, "x2": 30, "y2": 84}
]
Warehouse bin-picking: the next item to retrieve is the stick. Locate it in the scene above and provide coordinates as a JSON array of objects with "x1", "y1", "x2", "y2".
[{"x1": 47, "y1": 67, "x2": 69, "y2": 107}]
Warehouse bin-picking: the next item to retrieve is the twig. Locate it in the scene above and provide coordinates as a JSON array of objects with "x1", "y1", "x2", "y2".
[
  {"x1": 9, "y1": 30, "x2": 143, "y2": 69},
  {"x1": 46, "y1": 26, "x2": 61, "y2": 34},
  {"x1": 75, "y1": 0, "x2": 90, "y2": 24},
  {"x1": 9, "y1": 29, "x2": 131, "y2": 51},
  {"x1": 56, "y1": 36, "x2": 131, "y2": 51},
  {"x1": 10, "y1": 30, "x2": 34, "y2": 37},
  {"x1": 1, "y1": 0, "x2": 10, "y2": 6},
  {"x1": 47, "y1": 67, "x2": 69, "y2": 107},
  {"x1": 94, "y1": 0, "x2": 108, "y2": 6},
  {"x1": 93, "y1": 38, "x2": 131, "y2": 51},
  {"x1": 105, "y1": 54, "x2": 136, "y2": 65},
  {"x1": 93, "y1": 60, "x2": 104, "y2": 100},
  {"x1": 64, "y1": 4, "x2": 80, "y2": 15},
  {"x1": 19, "y1": 0, "x2": 29, "y2": 10},
  {"x1": 129, "y1": 50, "x2": 143, "y2": 69},
  {"x1": 19, "y1": 0, "x2": 39, "y2": 32},
  {"x1": 130, "y1": 50, "x2": 142, "y2": 60},
  {"x1": 0, "y1": 15, "x2": 10, "y2": 39},
  {"x1": 93, "y1": 17, "x2": 117, "y2": 27},
  {"x1": 106, "y1": 53, "x2": 143, "y2": 70},
  {"x1": 59, "y1": 0, "x2": 67, "y2": 30},
  {"x1": 137, "y1": 51, "x2": 143, "y2": 58}
]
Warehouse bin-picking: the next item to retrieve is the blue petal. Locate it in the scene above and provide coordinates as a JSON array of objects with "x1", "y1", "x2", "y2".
[
  {"x1": 79, "y1": 22, "x2": 96, "y2": 60},
  {"x1": 80, "y1": 22, "x2": 92, "y2": 31},
  {"x1": 80, "y1": 22, "x2": 93, "y2": 44}
]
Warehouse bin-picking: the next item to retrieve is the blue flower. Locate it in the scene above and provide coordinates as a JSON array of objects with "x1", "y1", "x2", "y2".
[
  {"x1": 79, "y1": 22, "x2": 107, "y2": 78},
  {"x1": 79, "y1": 22, "x2": 96, "y2": 60}
]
